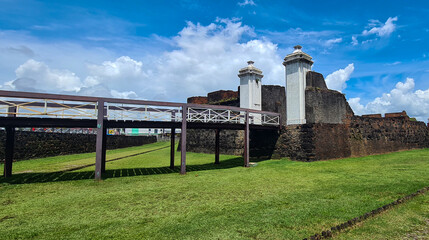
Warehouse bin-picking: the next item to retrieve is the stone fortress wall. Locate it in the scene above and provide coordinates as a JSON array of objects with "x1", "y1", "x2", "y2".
[
  {"x1": 0, "y1": 131, "x2": 157, "y2": 161},
  {"x1": 186, "y1": 71, "x2": 429, "y2": 161}
]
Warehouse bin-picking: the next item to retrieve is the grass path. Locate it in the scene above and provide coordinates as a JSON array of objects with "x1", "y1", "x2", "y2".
[{"x1": 0, "y1": 144, "x2": 428, "y2": 239}]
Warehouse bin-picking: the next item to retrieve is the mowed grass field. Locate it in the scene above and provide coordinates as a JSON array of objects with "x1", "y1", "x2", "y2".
[{"x1": 0, "y1": 142, "x2": 428, "y2": 239}]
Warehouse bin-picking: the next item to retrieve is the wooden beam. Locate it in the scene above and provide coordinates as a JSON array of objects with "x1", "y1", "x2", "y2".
[
  {"x1": 170, "y1": 128, "x2": 175, "y2": 169},
  {"x1": 95, "y1": 100, "x2": 106, "y2": 180},
  {"x1": 215, "y1": 129, "x2": 220, "y2": 164},
  {"x1": 3, "y1": 107, "x2": 16, "y2": 178},
  {"x1": 180, "y1": 105, "x2": 187, "y2": 175},
  {"x1": 244, "y1": 111, "x2": 250, "y2": 167}
]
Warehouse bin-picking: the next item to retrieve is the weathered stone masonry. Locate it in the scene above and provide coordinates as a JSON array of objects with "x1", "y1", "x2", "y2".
[
  {"x1": 348, "y1": 116, "x2": 429, "y2": 157},
  {"x1": 185, "y1": 49, "x2": 429, "y2": 161},
  {"x1": 271, "y1": 116, "x2": 429, "y2": 161},
  {"x1": 186, "y1": 76, "x2": 429, "y2": 161},
  {"x1": 0, "y1": 131, "x2": 156, "y2": 161}
]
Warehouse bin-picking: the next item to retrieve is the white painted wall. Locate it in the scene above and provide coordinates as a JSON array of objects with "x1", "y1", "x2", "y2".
[
  {"x1": 285, "y1": 61, "x2": 311, "y2": 124},
  {"x1": 239, "y1": 75, "x2": 262, "y2": 110},
  {"x1": 284, "y1": 46, "x2": 313, "y2": 125},
  {"x1": 238, "y1": 61, "x2": 263, "y2": 124}
]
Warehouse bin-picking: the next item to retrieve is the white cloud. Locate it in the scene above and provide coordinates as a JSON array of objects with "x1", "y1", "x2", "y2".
[
  {"x1": 238, "y1": 0, "x2": 256, "y2": 6},
  {"x1": 325, "y1": 63, "x2": 355, "y2": 92},
  {"x1": 349, "y1": 78, "x2": 429, "y2": 121},
  {"x1": 351, "y1": 17, "x2": 398, "y2": 46},
  {"x1": 384, "y1": 61, "x2": 401, "y2": 66},
  {"x1": 1, "y1": 19, "x2": 284, "y2": 102},
  {"x1": 325, "y1": 38, "x2": 342, "y2": 46},
  {"x1": 147, "y1": 18, "x2": 283, "y2": 100},
  {"x1": 362, "y1": 16, "x2": 398, "y2": 37},
  {"x1": 85, "y1": 56, "x2": 146, "y2": 90},
  {"x1": 111, "y1": 90, "x2": 138, "y2": 99},
  {"x1": 351, "y1": 36, "x2": 358, "y2": 46},
  {"x1": 13, "y1": 59, "x2": 82, "y2": 92},
  {"x1": 6, "y1": 58, "x2": 142, "y2": 99},
  {"x1": 348, "y1": 97, "x2": 365, "y2": 114},
  {"x1": 262, "y1": 28, "x2": 339, "y2": 49},
  {"x1": 0, "y1": 30, "x2": 118, "y2": 85}
]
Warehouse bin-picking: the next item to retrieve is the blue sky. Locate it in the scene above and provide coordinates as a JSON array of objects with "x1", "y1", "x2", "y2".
[{"x1": 1, "y1": 0, "x2": 429, "y2": 120}]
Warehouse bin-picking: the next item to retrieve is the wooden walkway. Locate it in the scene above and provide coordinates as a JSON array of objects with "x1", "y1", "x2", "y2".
[{"x1": 0, "y1": 90, "x2": 280, "y2": 179}]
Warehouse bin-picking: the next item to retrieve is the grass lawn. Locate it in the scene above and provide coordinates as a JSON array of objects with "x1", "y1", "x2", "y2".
[{"x1": 0, "y1": 142, "x2": 428, "y2": 239}]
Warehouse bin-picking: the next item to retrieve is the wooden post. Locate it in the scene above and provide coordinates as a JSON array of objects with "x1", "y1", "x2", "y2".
[
  {"x1": 215, "y1": 129, "x2": 220, "y2": 164},
  {"x1": 95, "y1": 100, "x2": 106, "y2": 180},
  {"x1": 170, "y1": 128, "x2": 175, "y2": 169},
  {"x1": 244, "y1": 111, "x2": 250, "y2": 167},
  {"x1": 101, "y1": 111, "x2": 107, "y2": 173},
  {"x1": 3, "y1": 106, "x2": 16, "y2": 178},
  {"x1": 180, "y1": 104, "x2": 187, "y2": 175}
]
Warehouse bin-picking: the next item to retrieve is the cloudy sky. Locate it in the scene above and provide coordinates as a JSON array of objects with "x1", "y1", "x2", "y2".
[{"x1": 1, "y1": 0, "x2": 429, "y2": 121}]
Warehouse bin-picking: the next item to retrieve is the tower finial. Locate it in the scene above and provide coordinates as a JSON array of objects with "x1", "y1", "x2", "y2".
[
  {"x1": 247, "y1": 60, "x2": 254, "y2": 66},
  {"x1": 293, "y1": 45, "x2": 303, "y2": 53}
]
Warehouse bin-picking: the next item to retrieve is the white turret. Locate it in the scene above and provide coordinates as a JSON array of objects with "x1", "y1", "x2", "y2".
[
  {"x1": 238, "y1": 60, "x2": 263, "y2": 110},
  {"x1": 283, "y1": 45, "x2": 313, "y2": 125}
]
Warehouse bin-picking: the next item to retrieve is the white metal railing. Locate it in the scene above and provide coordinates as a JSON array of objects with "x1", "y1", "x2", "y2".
[
  {"x1": 106, "y1": 103, "x2": 181, "y2": 122},
  {"x1": 187, "y1": 106, "x2": 280, "y2": 125},
  {"x1": 0, "y1": 98, "x2": 97, "y2": 119},
  {"x1": 0, "y1": 90, "x2": 280, "y2": 126}
]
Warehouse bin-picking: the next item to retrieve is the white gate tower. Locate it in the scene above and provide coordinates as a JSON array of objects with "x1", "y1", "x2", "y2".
[
  {"x1": 238, "y1": 61, "x2": 263, "y2": 124},
  {"x1": 283, "y1": 45, "x2": 313, "y2": 125},
  {"x1": 238, "y1": 61, "x2": 263, "y2": 110}
]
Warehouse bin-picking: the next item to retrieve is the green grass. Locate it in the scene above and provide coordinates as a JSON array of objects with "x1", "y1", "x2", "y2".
[
  {"x1": 337, "y1": 193, "x2": 428, "y2": 239},
  {"x1": 0, "y1": 143, "x2": 428, "y2": 239},
  {"x1": 10, "y1": 141, "x2": 169, "y2": 173}
]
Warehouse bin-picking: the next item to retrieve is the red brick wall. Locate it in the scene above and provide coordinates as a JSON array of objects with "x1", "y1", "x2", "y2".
[
  {"x1": 385, "y1": 111, "x2": 409, "y2": 119},
  {"x1": 349, "y1": 116, "x2": 428, "y2": 156},
  {"x1": 361, "y1": 114, "x2": 382, "y2": 118},
  {"x1": 272, "y1": 117, "x2": 429, "y2": 161},
  {"x1": 187, "y1": 96, "x2": 208, "y2": 104},
  {"x1": 207, "y1": 90, "x2": 238, "y2": 103}
]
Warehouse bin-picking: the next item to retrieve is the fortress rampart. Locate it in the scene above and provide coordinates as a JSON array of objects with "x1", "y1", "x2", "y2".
[{"x1": 185, "y1": 59, "x2": 429, "y2": 161}]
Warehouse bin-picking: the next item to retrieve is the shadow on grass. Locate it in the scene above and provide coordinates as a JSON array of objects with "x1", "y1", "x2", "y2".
[{"x1": 0, "y1": 156, "x2": 268, "y2": 185}]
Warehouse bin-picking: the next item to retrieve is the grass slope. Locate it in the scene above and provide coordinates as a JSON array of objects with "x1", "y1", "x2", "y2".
[
  {"x1": 0, "y1": 143, "x2": 428, "y2": 239},
  {"x1": 336, "y1": 193, "x2": 428, "y2": 239}
]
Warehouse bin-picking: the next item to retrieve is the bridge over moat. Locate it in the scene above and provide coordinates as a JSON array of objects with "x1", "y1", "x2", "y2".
[{"x1": 0, "y1": 90, "x2": 280, "y2": 180}]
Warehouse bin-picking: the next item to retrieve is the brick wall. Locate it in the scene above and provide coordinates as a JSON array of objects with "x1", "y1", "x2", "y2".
[
  {"x1": 187, "y1": 96, "x2": 208, "y2": 104},
  {"x1": 272, "y1": 117, "x2": 429, "y2": 161},
  {"x1": 184, "y1": 74, "x2": 428, "y2": 160},
  {"x1": 185, "y1": 117, "x2": 428, "y2": 161},
  {"x1": 0, "y1": 131, "x2": 157, "y2": 161},
  {"x1": 185, "y1": 129, "x2": 244, "y2": 155},
  {"x1": 349, "y1": 116, "x2": 428, "y2": 156},
  {"x1": 207, "y1": 90, "x2": 238, "y2": 103}
]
